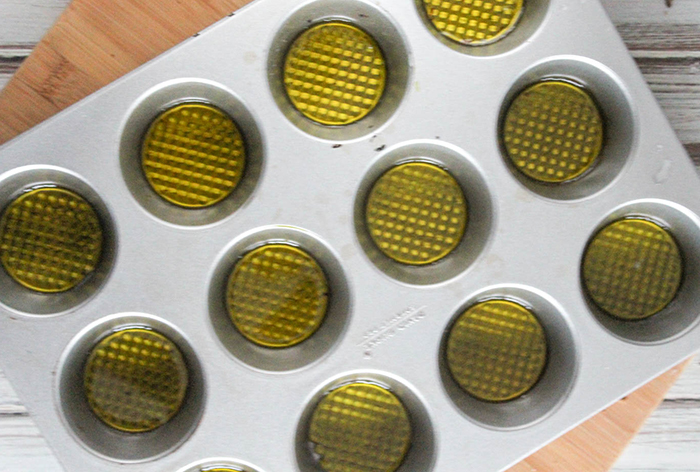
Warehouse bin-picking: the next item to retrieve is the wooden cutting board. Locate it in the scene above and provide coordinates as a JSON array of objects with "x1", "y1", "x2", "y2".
[{"x1": 0, "y1": 0, "x2": 690, "y2": 470}]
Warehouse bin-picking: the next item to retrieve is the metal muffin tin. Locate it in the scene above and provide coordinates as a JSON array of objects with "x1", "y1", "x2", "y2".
[{"x1": 0, "y1": 0, "x2": 699, "y2": 470}]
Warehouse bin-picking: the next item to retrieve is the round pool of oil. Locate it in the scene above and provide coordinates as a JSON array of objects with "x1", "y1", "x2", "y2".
[
  {"x1": 307, "y1": 382, "x2": 412, "y2": 472},
  {"x1": 365, "y1": 162, "x2": 468, "y2": 265},
  {"x1": 283, "y1": 22, "x2": 387, "y2": 126},
  {"x1": 582, "y1": 217, "x2": 683, "y2": 321},
  {"x1": 0, "y1": 187, "x2": 103, "y2": 293},
  {"x1": 446, "y1": 299, "x2": 548, "y2": 402},
  {"x1": 422, "y1": 0, "x2": 524, "y2": 45},
  {"x1": 226, "y1": 243, "x2": 329, "y2": 348},
  {"x1": 502, "y1": 80, "x2": 604, "y2": 183},
  {"x1": 141, "y1": 102, "x2": 246, "y2": 208},
  {"x1": 83, "y1": 328, "x2": 189, "y2": 433}
]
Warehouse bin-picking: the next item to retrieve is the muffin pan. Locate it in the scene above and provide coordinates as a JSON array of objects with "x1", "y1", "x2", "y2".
[{"x1": 0, "y1": 0, "x2": 699, "y2": 471}]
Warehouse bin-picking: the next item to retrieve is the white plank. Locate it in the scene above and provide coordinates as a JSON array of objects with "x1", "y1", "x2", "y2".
[
  {"x1": 0, "y1": 414, "x2": 62, "y2": 472},
  {"x1": 663, "y1": 357, "x2": 700, "y2": 401},
  {"x1": 614, "y1": 360, "x2": 700, "y2": 471},
  {"x1": 602, "y1": 0, "x2": 700, "y2": 25},
  {"x1": 0, "y1": 0, "x2": 68, "y2": 91},
  {"x1": 0, "y1": 0, "x2": 70, "y2": 44},
  {"x1": 0, "y1": 369, "x2": 61, "y2": 472},
  {"x1": 0, "y1": 44, "x2": 31, "y2": 96},
  {"x1": 0, "y1": 372, "x2": 23, "y2": 414},
  {"x1": 614, "y1": 402, "x2": 700, "y2": 470}
]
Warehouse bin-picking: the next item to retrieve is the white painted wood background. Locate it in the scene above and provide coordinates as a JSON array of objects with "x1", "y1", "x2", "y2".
[{"x1": 0, "y1": 0, "x2": 699, "y2": 470}]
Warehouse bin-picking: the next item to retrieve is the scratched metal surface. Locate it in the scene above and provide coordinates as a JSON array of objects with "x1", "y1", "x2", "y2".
[{"x1": 1, "y1": 2, "x2": 697, "y2": 470}]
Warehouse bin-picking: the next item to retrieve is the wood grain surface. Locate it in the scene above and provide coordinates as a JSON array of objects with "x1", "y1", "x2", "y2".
[{"x1": 0, "y1": 0, "x2": 699, "y2": 471}]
